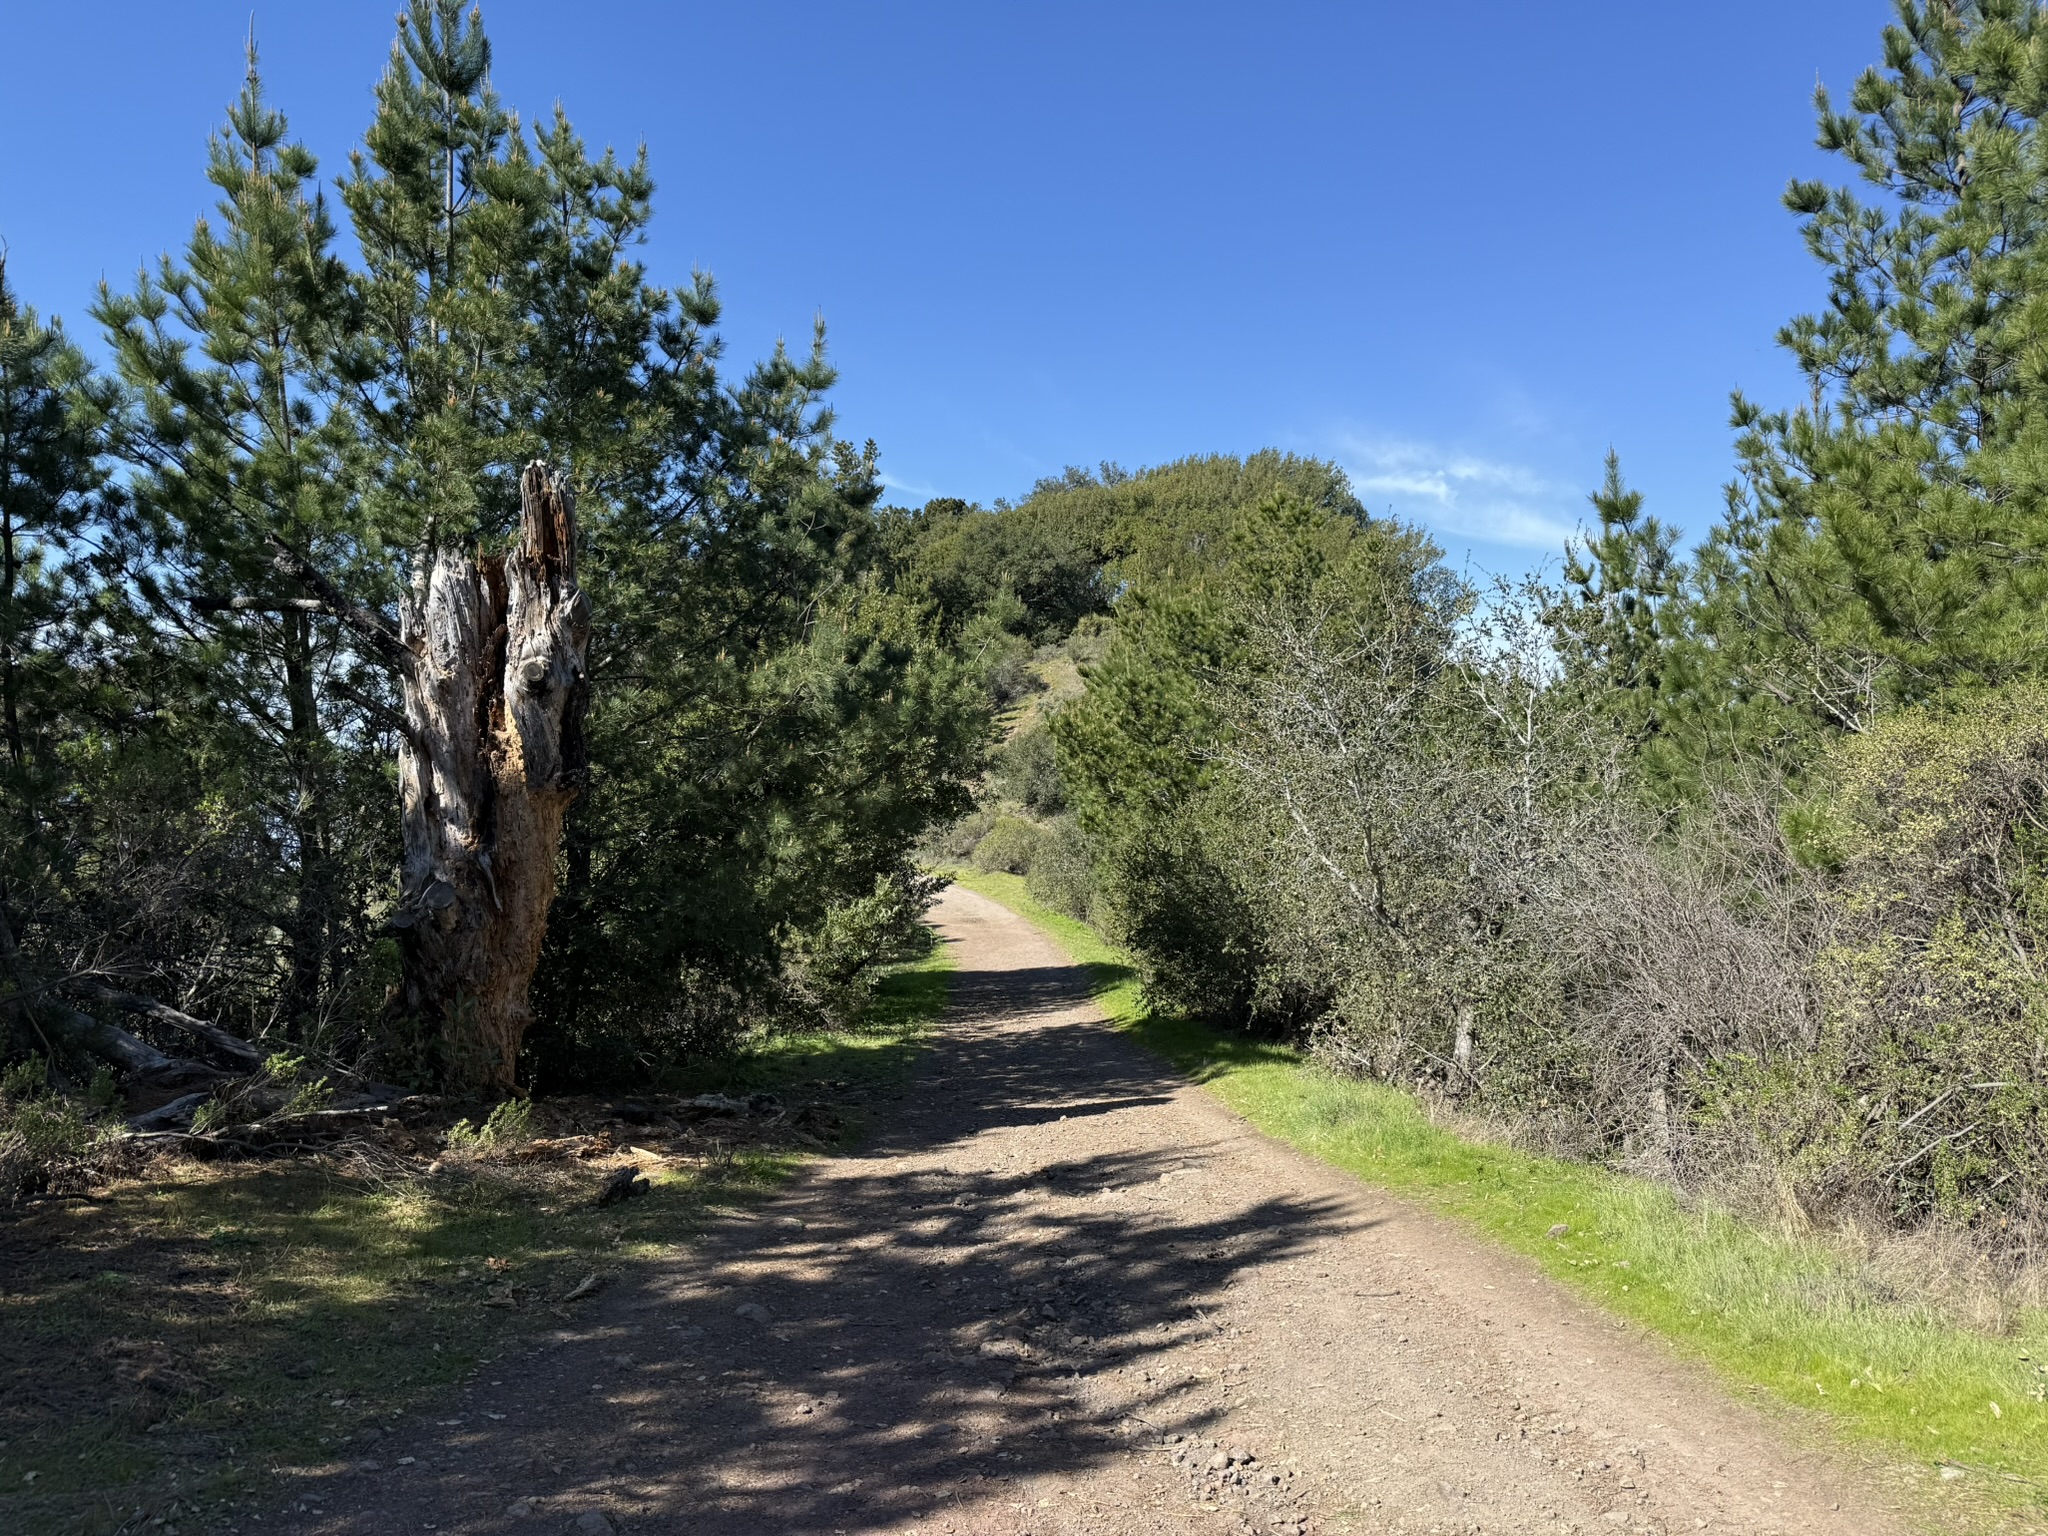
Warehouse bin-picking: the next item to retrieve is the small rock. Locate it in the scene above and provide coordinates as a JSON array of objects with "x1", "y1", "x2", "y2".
[
  {"x1": 505, "y1": 1498, "x2": 535, "y2": 1516},
  {"x1": 1208, "y1": 1452, "x2": 1230, "y2": 1471},
  {"x1": 570, "y1": 1513, "x2": 616, "y2": 1535},
  {"x1": 735, "y1": 1302, "x2": 772, "y2": 1325},
  {"x1": 1547, "y1": 1222, "x2": 1570, "y2": 1239},
  {"x1": 1230, "y1": 1445, "x2": 1253, "y2": 1464}
]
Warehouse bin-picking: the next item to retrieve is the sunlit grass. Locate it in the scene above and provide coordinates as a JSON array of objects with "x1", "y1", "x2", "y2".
[{"x1": 951, "y1": 867, "x2": 2048, "y2": 1524}]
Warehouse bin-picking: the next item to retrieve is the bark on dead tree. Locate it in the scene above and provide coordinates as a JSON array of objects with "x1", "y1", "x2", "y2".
[{"x1": 388, "y1": 462, "x2": 590, "y2": 1092}]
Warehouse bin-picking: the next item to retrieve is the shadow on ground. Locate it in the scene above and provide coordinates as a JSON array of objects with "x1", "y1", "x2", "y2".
[{"x1": 268, "y1": 926, "x2": 1363, "y2": 1534}]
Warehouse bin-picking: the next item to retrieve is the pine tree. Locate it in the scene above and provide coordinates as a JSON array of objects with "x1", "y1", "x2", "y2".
[
  {"x1": 96, "y1": 40, "x2": 387, "y2": 1035},
  {"x1": 56, "y1": 5, "x2": 988, "y2": 1092},
  {"x1": 0, "y1": 259, "x2": 111, "y2": 966},
  {"x1": 1686, "y1": 0, "x2": 2048, "y2": 774},
  {"x1": 1552, "y1": 452, "x2": 1680, "y2": 750}
]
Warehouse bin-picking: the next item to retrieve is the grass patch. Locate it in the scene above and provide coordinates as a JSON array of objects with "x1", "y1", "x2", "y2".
[
  {"x1": 0, "y1": 945, "x2": 951, "y2": 1535},
  {"x1": 951, "y1": 867, "x2": 2048, "y2": 1525}
]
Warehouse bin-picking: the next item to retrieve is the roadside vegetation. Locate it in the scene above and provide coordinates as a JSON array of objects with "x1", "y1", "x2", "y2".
[
  {"x1": 913, "y1": 4, "x2": 2048, "y2": 1352},
  {"x1": 953, "y1": 867, "x2": 2048, "y2": 1524}
]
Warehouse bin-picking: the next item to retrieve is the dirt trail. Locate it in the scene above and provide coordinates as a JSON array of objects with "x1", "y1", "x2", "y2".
[{"x1": 282, "y1": 884, "x2": 1907, "y2": 1536}]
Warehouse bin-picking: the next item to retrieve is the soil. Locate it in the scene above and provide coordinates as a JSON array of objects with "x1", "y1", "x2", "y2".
[{"x1": 255, "y1": 884, "x2": 1910, "y2": 1535}]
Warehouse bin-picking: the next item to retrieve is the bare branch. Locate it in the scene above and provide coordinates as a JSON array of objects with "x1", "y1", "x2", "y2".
[
  {"x1": 262, "y1": 534, "x2": 415, "y2": 678},
  {"x1": 63, "y1": 981, "x2": 266, "y2": 1071}
]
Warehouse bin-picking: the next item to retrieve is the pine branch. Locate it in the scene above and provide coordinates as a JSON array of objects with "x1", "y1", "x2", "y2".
[{"x1": 262, "y1": 534, "x2": 415, "y2": 678}]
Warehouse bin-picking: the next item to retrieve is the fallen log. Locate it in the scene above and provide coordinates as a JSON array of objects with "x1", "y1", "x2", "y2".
[
  {"x1": 31, "y1": 997, "x2": 227, "y2": 1088},
  {"x1": 128, "y1": 1092, "x2": 212, "y2": 1132},
  {"x1": 67, "y1": 983, "x2": 266, "y2": 1071}
]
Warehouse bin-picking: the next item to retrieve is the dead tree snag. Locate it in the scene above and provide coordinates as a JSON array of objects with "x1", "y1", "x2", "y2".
[{"x1": 390, "y1": 462, "x2": 590, "y2": 1091}]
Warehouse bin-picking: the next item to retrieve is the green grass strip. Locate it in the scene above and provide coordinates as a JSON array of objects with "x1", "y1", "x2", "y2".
[{"x1": 949, "y1": 867, "x2": 2048, "y2": 1521}]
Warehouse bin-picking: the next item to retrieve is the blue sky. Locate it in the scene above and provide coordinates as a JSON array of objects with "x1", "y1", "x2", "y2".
[{"x1": 0, "y1": 1, "x2": 1887, "y2": 574}]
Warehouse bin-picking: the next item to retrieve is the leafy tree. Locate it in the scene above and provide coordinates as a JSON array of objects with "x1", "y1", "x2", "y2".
[
  {"x1": 883, "y1": 497, "x2": 1103, "y2": 643},
  {"x1": 1004, "y1": 450, "x2": 1365, "y2": 597},
  {"x1": 1055, "y1": 493, "x2": 1461, "y2": 1030}
]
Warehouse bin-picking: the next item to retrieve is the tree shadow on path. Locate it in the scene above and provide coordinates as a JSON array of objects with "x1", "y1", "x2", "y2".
[{"x1": 289, "y1": 921, "x2": 1367, "y2": 1535}]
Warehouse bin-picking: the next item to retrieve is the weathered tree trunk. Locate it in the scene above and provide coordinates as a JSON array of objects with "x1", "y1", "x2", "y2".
[{"x1": 390, "y1": 463, "x2": 590, "y2": 1092}]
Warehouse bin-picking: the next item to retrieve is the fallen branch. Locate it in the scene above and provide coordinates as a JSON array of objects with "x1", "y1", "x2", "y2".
[
  {"x1": 32, "y1": 997, "x2": 227, "y2": 1088},
  {"x1": 128, "y1": 1092, "x2": 213, "y2": 1132},
  {"x1": 66, "y1": 982, "x2": 265, "y2": 1071}
]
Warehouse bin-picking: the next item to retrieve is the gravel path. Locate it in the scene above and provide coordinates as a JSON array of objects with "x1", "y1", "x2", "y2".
[{"x1": 280, "y1": 884, "x2": 1907, "y2": 1536}]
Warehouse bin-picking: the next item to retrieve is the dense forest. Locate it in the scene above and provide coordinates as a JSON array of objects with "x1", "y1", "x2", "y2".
[{"x1": 3, "y1": 0, "x2": 2045, "y2": 1260}]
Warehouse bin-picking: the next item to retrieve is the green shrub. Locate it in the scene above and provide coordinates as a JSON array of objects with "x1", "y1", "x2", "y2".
[
  {"x1": 996, "y1": 721, "x2": 1066, "y2": 816},
  {"x1": 1024, "y1": 816, "x2": 1096, "y2": 919},
  {"x1": 788, "y1": 869, "x2": 940, "y2": 1020},
  {"x1": 971, "y1": 816, "x2": 1042, "y2": 875},
  {"x1": 1, "y1": 1053, "x2": 49, "y2": 1102},
  {"x1": 1723, "y1": 686, "x2": 2048, "y2": 1226},
  {"x1": 446, "y1": 1098, "x2": 535, "y2": 1154},
  {"x1": 928, "y1": 806, "x2": 996, "y2": 863},
  {"x1": 0, "y1": 1055, "x2": 105, "y2": 1202},
  {"x1": 280, "y1": 1076, "x2": 335, "y2": 1118}
]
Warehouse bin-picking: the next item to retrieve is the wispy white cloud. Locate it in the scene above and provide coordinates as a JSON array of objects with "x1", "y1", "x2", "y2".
[
  {"x1": 878, "y1": 472, "x2": 941, "y2": 502},
  {"x1": 1333, "y1": 433, "x2": 1581, "y2": 550}
]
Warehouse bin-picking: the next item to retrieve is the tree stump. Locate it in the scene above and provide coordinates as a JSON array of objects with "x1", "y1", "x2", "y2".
[{"x1": 391, "y1": 462, "x2": 590, "y2": 1091}]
